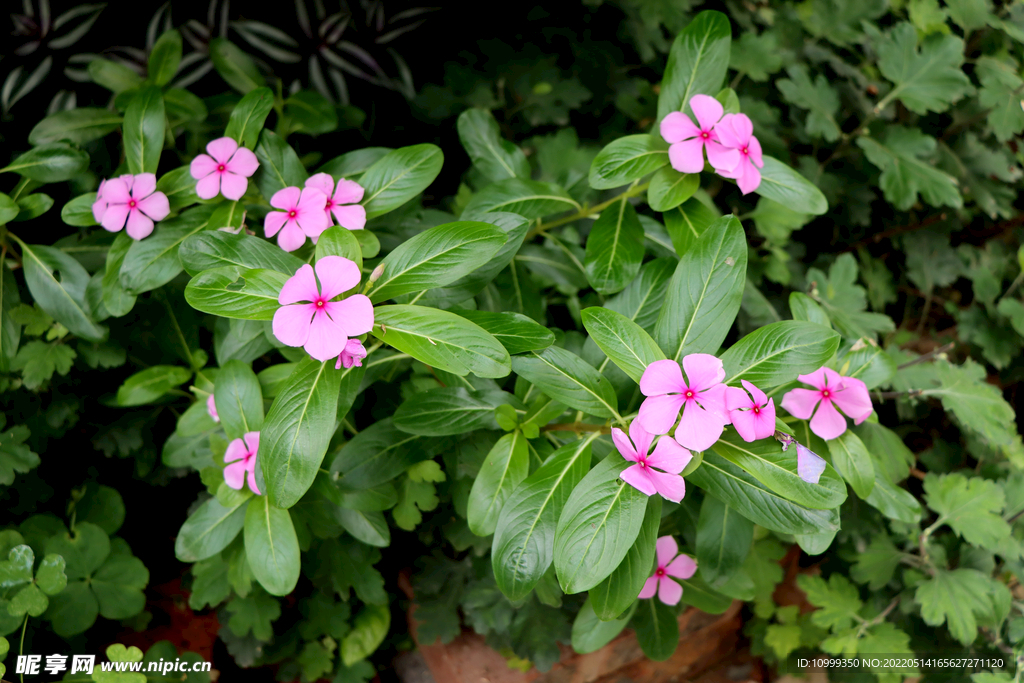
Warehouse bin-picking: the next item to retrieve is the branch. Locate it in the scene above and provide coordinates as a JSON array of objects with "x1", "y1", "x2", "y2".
[
  {"x1": 896, "y1": 342, "x2": 956, "y2": 370},
  {"x1": 872, "y1": 388, "x2": 924, "y2": 400},
  {"x1": 840, "y1": 212, "x2": 947, "y2": 253},
  {"x1": 525, "y1": 182, "x2": 650, "y2": 238},
  {"x1": 541, "y1": 423, "x2": 610, "y2": 434}
]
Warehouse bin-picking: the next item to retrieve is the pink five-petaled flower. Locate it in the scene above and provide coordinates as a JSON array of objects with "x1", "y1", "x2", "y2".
[
  {"x1": 613, "y1": 420, "x2": 692, "y2": 503},
  {"x1": 224, "y1": 431, "x2": 261, "y2": 495},
  {"x1": 781, "y1": 367, "x2": 873, "y2": 441},
  {"x1": 206, "y1": 394, "x2": 219, "y2": 423},
  {"x1": 336, "y1": 339, "x2": 368, "y2": 370},
  {"x1": 97, "y1": 173, "x2": 170, "y2": 240},
  {"x1": 190, "y1": 137, "x2": 259, "y2": 201},
  {"x1": 264, "y1": 186, "x2": 330, "y2": 252},
  {"x1": 272, "y1": 255, "x2": 374, "y2": 362},
  {"x1": 725, "y1": 380, "x2": 776, "y2": 442},
  {"x1": 638, "y1": 355, "x2": 730, "y2": 452},
  {"x1": 714, "y1": 113, "x2": 764, "y2": 194},
  {"x1": 305, "y1": 173, "x2": 366, "y2": 232},
  {"x1": 639, "y1": 536, "x2": 697, "y2": 605},
  {"x1": 660, "y1": 95, "x2": 741, "y2": 175}
]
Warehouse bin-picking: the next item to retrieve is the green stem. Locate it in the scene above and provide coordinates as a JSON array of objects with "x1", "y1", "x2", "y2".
[
  {"x1": 19, "y1": 614, "x2": 28, "y2": 683},
  {"x1": 525, "y1": 182, "x2": 650, "y2": 239}
]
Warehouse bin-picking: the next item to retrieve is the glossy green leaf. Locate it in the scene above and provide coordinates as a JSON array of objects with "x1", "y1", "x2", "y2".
[
  {"x1": 789, "y1": 292, "x2": 831, "y2": 327},
  {"x1": 662, "y1": 197, "x2": 719, "y2": 256},
  {"x1": 102, "y1": 233, "x2": 135, "y2": 317},
  {"x1": 185, "y1": 266, "x2": 288, "y2": 320},
  {"x1": 224, "y1": 87, "x2": 275, "y2": 149},
  {"x1": 511, "y1": 346, "x2": 618, "y2": 418},
  {"x1": 209, "y1": 37, "x2": 266, "y2": 94},
  {"x1": 254, "y1": 129, "x2": 307, "y2": 199},
  {"x1": 15, "y1": 239, "x2": 106, "y2": 341},
  {"x1": 359, "y1": 144, "x2": 444, "y2": 219},
  {"x1": 0, "y1": 143, "x2": 89, "y2": 183},
  {"x1": 175, "y1": 497, "x2": 248, "y2": 562},
  {"x1": 468, "y1": 431, "x2": 529, "y2": 536},
  {"x1": 588, "y1": 134, "x2": 669, "y2": 190},
  {"x1": 0, "y1": 193, "x2": 18, "y2": 226},
  {"x1": 29, "y1": 108, "x2": 121, "y2": 146},
  {"x1": 394, "y1": 388, "x2": 520, "y2": 436},
  {"x1": 462, "y1": 178, "x2": 580, "y2": 219},
  {"x1": 88, "y1": 58, "x2": 144, "y2": 93},
  {"x1": 341, "y1": 604, "x2": 390, "y2": 666},
  {"x1": 123, "y1": 85, "x2": 165, "y2": 174},
  {"x1": 13, "y1": 193, "x2": 53, "y2": 222},
  {"x1": 116, "y1": 365, "x2": 191, "y2": 406},
  {"x1": 827, "y1": 430, "x2": 876, "y2": 499},
  {"x1": 157, "y1": 166, "x2": 200, "y2": 212},
  {"x1": 148, "y1": 29, "x2": 182, "y2": 85},
  {"x1": 837, "y1": 342, "x2": 898, "y2": 390},
  {"x1": 582, "y1": 307, "x2": 666, "y2": 383},
  {"x1": 119, "y1": 204, "x2": 216, "y2": 294},
  {"x1": 315, "y1": 226, "x2": 362, "y2": 272},
  {"x1": 337, "y1": 508, "x2": 390, "y2": 547},
  {"x1": 284, "y1": 90, "x2": 338, "y2": 136},
  {"x1": 695, "y1": 495, "x2": 753, "y2": 586},
  {"x1": 657, "y1": 10, "x2": 732, "y2": 119},
  {"x1": 215, "y1": 360, "x2": 264, "y2": 440},
  {"x1": 632, "y1": 596, "x2": 679, "y2": 661},
  {"x1": 180, "y1": 231, "x2": 302, "y2": 277},
  {"x1": 572, "y1": 598, "x2": 636, "y2": 653},
  {"x1": 457, "y1": 108, "x2": 529, "y2": 181},
  {"x1": 677, "y1": 574, "x2": 733, "y2": 613},
  {"x1": 753, "y1": 157, "x2": 829, "y2": 216},
  {"x1": 455, "y1": 310, "x2": 554, "y2": 355},
  {"x1": 60, "y1": 192, "x2": 97, "y2": 227},
  {"x1": 648, "y1": 167, "x2": 699, "y2": 212},
  {"x1": 244, "y1": 496, "x2": 300, "y2": 596},
  {"x1": 317, "y1": 148, "x2": 392, "y2": 180},
  {"x1": 584, "y1": 197, "x2": 645, "y2": 294},
  {"x1": 720, "y1": 320, "x2": 840, "y2": 387},
  {"x1": 331, "y1": 418, "x2": 433, "y2": 490},
  {"x1": 589, "y1": 494, "x2": 661, "y2": 620}
]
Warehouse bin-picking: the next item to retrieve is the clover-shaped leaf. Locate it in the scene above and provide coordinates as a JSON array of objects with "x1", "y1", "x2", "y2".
[
  {"x1": 0, "y1": 545, "x2": 33, "y2": 588},
  {"x1": 0, "y1": 546, "x2": 67, "y2": 618},
  {"x1": 93, "y1": 643, "x2": 146, "y2": 683}
]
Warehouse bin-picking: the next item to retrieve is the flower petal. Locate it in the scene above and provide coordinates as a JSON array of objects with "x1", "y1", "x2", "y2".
[
  {"x1": 219, "y1": 172, "x2": 248, "y2": 201},
  {"x1": 736, "y1": 161, "x2": 761, "y2": 194},
  {"x1": 640, "y1": 359, "x2": 687, "y2": 397},
  {"x1": 620, "y1": 464, "x2": 658, "y2": 497},
  {"x1": 674, "y1": 400, "x2": 725, "y2": 452},
  {"x1": 747, "y1": 136, "x2": 764, "y2": 167},
  {"x1": 810, "y1": 400, "x2": 848, "y2": 440},
  {"x1": 272, "y1": 302, "x2": 315, "y2": 347},
  {"x1": 224, "y1": 437, "x2": 248, "y2": 463},
  {"x1": 333, "y1": 178, "x2": 364, "y2": 204},
  {"x1": 729, "y1": 409, "x2": 760, "y2": 442},
  {"x1": 125, "y1": 210, "x2": 154, "y2": 240},
  {"x1": 331, "y1": 203, "x2": 366, "y2": 230},
  {"x1": 832, "y1": 377, "x2": 872, "y2": 422},
  {"x1": 665, "y1": 554, "x2": 697, "y2": 580},
  {"x1": 207, "y1": 136, "x2": 239, "y2": 164},
  {"x1": 780, "y1": 388, "x2": 821, "y2": 420},
  {"x1": 243, "y1": 431, "x2": 260, "y2": 453},
  {"x1": 612, "y1": 427, "x2": 639, "y2": 462},
  {"x1": 190, "y1": 154, "x2": 218, "y2": 180},
  {"x1": 796, "y1": 367, "x2": 830, "y2": 390},
  {"x1": 270, "y1": 186, "x2": 301, "y2": 211},
  {"x1": 656, "y1": 535, "x2": 678, "y2": 566},
  {"x1": 682, "y1": 353, "x2": 725, "y2": 392},
  {"x1": 229, "y1": 146, "x2": 259, "y2": 176},
  {"x1": 740, "y1": 380, "x2": 768, "y2": 407},
  {"x1": 689, "y1": 94, "x2": 724, "y2": 131},
  {"x1": 668, "y1": 138, "x2": 706, "y2": 174},
  {"x1": 638, "y1": 576, "x2": 659, "y2": 599},
  {"x1": 796, "y1": 444, "x2": 827, "y2": 484},
  {"x1": 135, "y1": 191, "x2": 169, "y2": 221},
  {"x1": 132, "y1": 173, "x2": 157, "y2": 198},
  {"x1": 754, "y1": 398, "x2": 777, "y2": 440},
  {"x1": 195, "y1": 173, "x2": 222, "y2": 200},
  {"x1": 658, "y1": 576, "x2": 683, "y2": 605},
  {"x1": 305, "y1": 172, "x2": 335, "y2": 196},
  {"x1": 276, "y1": 223, "x2": 308, "y2": 252},
  {"x1": 103, "y1": 177, "x2": 131, "y2": 204},
  {"x1": 637, "y1": 394, "x2": 686, "y2": 436},
  {"x1": 279, "y1": 264, "x2": 320, "y2": 304},
  {"x1": 246, "y1": 468, "x2": 262, "y2": 495},
  {"x1": 725, "y1": 386, "x2": 753, "y2": 411},
  {"x1": 224, "y1": 461, "x2": 247, "y2": 490},
  {"x1": 264, "y1": 211, "x2": 288, "y2": 239},
  {"x1": 324, "y1": 294, "x2": 374, "y2": 336},
  {"x1": 647, "y1": 437, "x2": 692, "y2": 475},
  {"x1": 628, "y1": 419, "x2": 654, "y2": 459},
  {"x1": 206, "y1": 394, "x2": 219, "y2": 422},
  {"x1": 705, "y1": 140, "x2": 740, "y2": 172},
  {"x1": 100, "y1": 203, "x2": 129, "y2": 232},
  {"x1": 315, "y1": 255, "x2": 362, "y2": 300},
  {"x1": 660, "y1": 111, "x2": 700, "y2": 144},
  {"x1": 305, "y1": 308, "x2": 350, "y2": 361},
  {"x1": 651, "y1": 470, "x2": 686, "y2": 503}
]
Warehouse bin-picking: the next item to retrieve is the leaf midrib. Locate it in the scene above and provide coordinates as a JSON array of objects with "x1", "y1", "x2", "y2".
[
  {"x1": 530, "y1": 351, "x2": 616, "y2": 417},
  {"x1": 672, "y1": 231, "x2": 729, "y2": 361},
  {"x1": 363, "y1": 148, "x2": 439, "y2": 206},
  {"x1": 564, "y1": 479, "x2": 629, "y2": 589}
]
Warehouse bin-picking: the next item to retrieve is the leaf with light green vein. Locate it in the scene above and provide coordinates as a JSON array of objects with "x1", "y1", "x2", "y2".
[
  {"x1": 15, "y1": 239, "x2": 106, "y2": 342},
  {"x1": 655, "y1": 215, "x2": 745, "y2": 362},
  {"x1": 720, "y1": 321, "x2": 839, "y2": 388},
  {"x1": 836, "y1": 342, "x2": 896, "y2": 390},
  {"x1": 223, "y1": 87, "x2": 275, "y2": 149},
  {"x1": 827, "y1": 430, "x2": 875, "y2": 499},
  {"x1": 457, "y1": 108, "x2": 530, "y2": 181},
  {"x1": 180, "y1": 231, "x2": 304, "y2": 276},
  {"x1": 516, "y1": 244, "x2": 588, "y2": 290},
  {"x1": 244, "y1": 496, "x2": 299, "y2": 596},
  {"x1": 185, "y1": 267, "x2": 288, "y2": 320},
  {"x1": 753, "y1": 157, "x2": 828, "y2": 215},
  {"x1": 29, "y1": 108, "x2": 122, "y2": 146},
  {"x1": 677, "y1": 574, "x2": 732, "y2": 613},
  {"x1": 858, "y1": 127, "x2": 962, "y2": 210},
  {"x1": 696, "y1": 495, "x2": 753, "y2": 586},
  {"x1": 776, "y1": 65, "x2": 841, "y2": 142},
  {"x1": 253, "y1": 129, "x2": 306, "y2": 199},
  {"x1": 923, "y1": 472, "x2": 1010, "y2": 549},
  {"x1": 318, "y1": 148, "x2": 392, "y2": 180},
  {"x1": 359, "y1": 144, "x2": 444, "y2": 219},
  {"x1": 572, "y1": 598, "x2": 636, "y2": 653},
  {"x1": 369, "y1": 221, "x2": 506, "y2": 303},
  {"x1": 258, "y1": 357, "x2": 343, "y2": 509},
  {"x1": 116, "y1": 365, "x2": 192, "y2": 406},
  {"x1": 584, "y1": 197, "x2": 645, "y2": 295},
  {"x1": 864, "y1": 474, "x2": 922, "y2": 523},
  {"x1": 711, "y1": 431, "x2": 847, "y2": 510},
  {"x1": 553, "y1": 456, "x2": 648, "y2": 593},
  {"x1": 663, "y1": 197, "x2": 719, "y2": 256},
  {"x1": 462, "y1": 178, "x2": 580, "y2": 219},
  {"x1": 123, "y1": 85, "x2": 165, "y2": 174},
  {"x1": 606, "y1": 257, "x2": 675, "y2": 333},
  {"x1": 119, "y1": 204, "x2": 217, "y2": 294},
  {"x1": 371, "y1": 305, "x2": 511, "y2": 378},
  {"x1": 157, "y1": 166, "x2": 201, "y2": 212},
  {"x1": 588, "y1": 135, "x2": 669, "y2": 190},
  {"x1": 0, "y1": 144, "x2": 89, "y2": 183},
  {"x1": 468, "y1": 431, "x2": 529, "y2": 536},
  {"x1": 977, "y1": 57, "x2": 1024, "y2": 142},
  {"x1": 687, "y1": 451, "x2": 840, "y2": 535},
  {"x1": 455, "y1": 311, "x2": 554, "y2": 355},
  {"x1": 214, "y1": 360, "x2": 264, "y2": 440},
  {"x1": 589, "y1": 494, "x2": 660, "y2": 620},
  {"x1": 314, "y1": 226, "x2": 362, "y2": 271},
  {"x1": 632, "y1": 597, "x2": 679, "y2": 661},
  {"x1": 657, "y1": 10, "x2": 731, "y2": 119},
  {"x1": 337, "y1": 508, "x2": 390, "y2": 547},
  {"x1": 869, "y1": 22, "x2": 972, "y2": 115},
  {"x1": 330, "y1": 418, "x2": 434, "y2": 490},
  {"x1": 209, "y1": 37, "x2": 265, "y2": 94},
  {"x1": 393, "y1": 388, "x2": 522, "y2": 436},
  {"x1": 147, "y1": 29, "x2": 182, "y2": 85},
  {"x1": 789, "y1": 292, "x2": 830, "y2": 327},
  {"x1": 915, "y1": 567, "x2": 996, "y2": 645},
  {"x1": 60, "y1": 192, "x2": 97, "y2": 227},
  {"x1": 582, "y1": 307, "x2": 665, "y2": 383},
  {"x1": 175, "y1": 497, "x2": 248, "y2": 562},
  {"x1": 511, "y1": 346, "x2": 619, "y2": 419},
  {"x1": 492, "y1": 437, "x2": 595, "y2": 600},
  {"x1": 647, "y1": 167, "x2": 699, "y2": 212}
]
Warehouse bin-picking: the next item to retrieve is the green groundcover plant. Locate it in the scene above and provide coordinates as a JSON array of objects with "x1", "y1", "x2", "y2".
[{"x1": 1, "y1": 2, "x2": 1024, "y2": 682}]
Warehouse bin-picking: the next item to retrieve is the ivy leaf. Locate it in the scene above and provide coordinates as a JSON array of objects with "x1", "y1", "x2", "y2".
[
  {"x1": 850, "y1": 535, "x2": 903, "y2": 591},
  {"x1": 915, "y1": 568, "x2": 997, "y2": 644},
  {"x1": 10, "y1": 304, "x2": 53, "y2": 336},
  {"x1": 12, "y1": 341, "x2": 76, "y2": 390},
  {"x1": 977, "y1": 57, "x2": 1024, "y2": 142},
  {"x1": 923, "y1": 473, "x2": 1011, "y2": 549},
  {"x1": 796, "y1": 574, "x2": 863, "y2": 631},
  {"x1": 0, "y1": 418, "x2": 39, "y2": 486},
  {"x1": 225, "y1": 589, "x2": 280, "y2": 641},
  {"x1": 311, "y1": 538, "x2": 387, "y2": 605},
  {"x1": 869, "y1": 22, "x2": 972, "y2": 114},
  {"x1": 393, "y1": 477, "x2": 440, "y2": 531},
  {"x1": 776, "y1": 66, "x2": 841, "y2": 141},
  {"x1": 806, "y1": 253, "x2": 895, "y2": 340},
  {"x1": 729, "y1": 32, "x2": 783, "y2": 82},
  {"x1": 857, "y1": 126, "x2": 962, "y2": 211},
  {"x1": 764, "y1": 623, "x2": 802, "y2": 660},
  {"x1": 798, "y1": 0, "x2": 887, "y2": 46}
]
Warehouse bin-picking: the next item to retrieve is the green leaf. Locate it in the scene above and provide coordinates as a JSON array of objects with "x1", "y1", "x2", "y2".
[
  {"x1": 721, "y1": 320, "x2": 840, "y2": 388},
  {"x1": 589, "y1": 495, "x2": 661, "y2": 620},
  {"x1": 317, "y1": 148, "x2": 392, "y2": 180},
  {"x1": 147, "y1": 29, "x2": 182, "y2": 85},
  {"x1": 797, "y1": 573, "x2": 863, "y2": 630},
  {"x1": 253, "y1": 129, "x2": 307, "y2": 199},
  {"x1": 92, "y1": 552, "x2": 148, "y2": 620},
  {"x1": 315, "y1": 225, "x2": 362, "y2": 271},
  {"x1": 806, "y1": 254, "x2": 896, "y2": 340},
  {"x1": 858, "y1": 127, "x2": 962, "y2": 210},
  {"x1": 184, "y1": 266, "x2": 288, "y2": 320},
  {"x1": 60, "y1": 192, "x2": 97, "y2": 227},
  {"x1": 870, "y1": 22, "x2": 972, "y2": 114},
  {"x1": 632, "y1": 597, "x2": 679, "y2": 661},
  {"x1": 12, "y1": 193, "x2": 53, "y2": 222},
  {"x1": 214, "y1": 360, "x2": 264, "y2": 440},
  {"x1": 457, "y1": 108, "x2": 530, "y2": 181},
  {"x1": 28, "y1": 108, "x2": 121, "y2": 146},
  {"x1": 655, "y1": 215, "x2": 746, "y2": 362},
  {"x1": 369, "y1": 221, "x2": 506, "y2": 303},
  {"x1": 455, "y1": 311, "x2": 554, "y2": 355},
  {"x1": 175, "y1": 497, "x2": 247, "y2": 562},
  {"x1": 511, "y1": 346, "x2": 619, "y2": 419},
  {"x1": 337, "y1": 508, "x2": 390, "y2": 547},
  {"x1": 341, "y1": 604, "x2": 390, "y2": 666},
  {"x1": 923, "y1": 472, "x2": 1011, "y2": 549},
  {"x1": 359, "y1": 144, "x2": 444, "y2": 219},
  {"x1": 259, "y1": 357, "x2": 343, "y2": 509},
  {"x1": 12, "y1": 341, "x2": 76, "y2": 390},
  {"x1": 244, "y1": 497, "x2": 300, "y2": 596},
  {"x1": 0, "y1": 421, "x2": 38, "y2": 486},
  {"x1": 776, "y1": 65, "x2": 841, "y2": 141},
  {"x1": 0, "y1": 193, "x2": 18, "y2": 226},
  {"x1": 226, "y1": 589, "x2": 280, "y2": 640},
  {"x1": 209, "y1": 38, "x2": 265, "y2": 94},
  {"x1": 371, "y1": 305, "x2": 511, "y2": 378},
  {"x1": 588, "y1": 135, "x2": 669, "y2": 190},
  {"x1": 462, "y1": 178, "x2": 580, "y2": 219},
  {"x1": 915, "y1": 567, "x2": 997, "y2": 645},
  {"x1": 0, "y1": 545, "x2": 33, "y2": 588},
  {"x1": 827, "y1": 430, "x2": 875, "y2": 499},
  {"x1": 677, "y1": 574, "x2": 732, "y2": 613},
  {"x1": 0, "y1": 143, "x2": 89, "y2": 183},
  {"x1": 16, "y1": 240, "x2": 105, "y2": 341},
  {"x1": 284, "y1": 90, "x2": 338, "y2": 136},
  {"x1": 123, "y1": 85, "x2": 165, "y2": 175},
  {"x1": 180, "y1": 231, "x2": 303, "y2": 276},
  {"x1": 729, "y1": 32, "x2": 784, "y2": 82},
  {"x1": 157, "y1": 166, "x2": 201, "y2": 212},
  {"x1": 647, "y1": 167, "x2": 699, "y2": 212},
  {"x1": 837, "y1": 342, "x2": 897, "y2": 390},
  {"x1": 582, "y1": 307, "x2": 665, "y2": 383},
  {"x1": 662, "y1": 198, "x2": 720, "y2": 257},
  {"x1": 331, "y1": 418, "x2": 432, "y2": 490},
  {"x1": 657, "y1": 10, "x2": 732, "y2": 119},
  {"x1": 88, "y1": 58, "x2": 145, "y2": 94},
  {"x1": 393, "y1": 388, "x2": 520, "y2": 436},
  {"x1": 553, "y1": 456, "x2": 648, "y2": 593},
  {"x1": 977, "y1": 57, "x2": 1024, "y2": 142},
  {"x1": 119, "y1": 204, "x2": 218, "y2": 295},
  {"x1": 865, "y1": 475, "x2": 924, "y2": 523},
  {"x1": 492, "y1": 437, "x2": 594, "y2": 599},
  {"x1": 224, "y1": 87, "x2": 275, "y2": 149},
  {"x1": 754, "y1": 157, "x2": 828, "y2": 215},
  {"x1": 696, "y1": 496, "x2": 753, "y2": 586},
  {"x1": 116, "y1": 365, "x2": 192, "y2": 406},
  {"x1": 468, "y1": 431, "x2": 530, "y2": 536},
  {"x1": 571, "y1": 598, "x2": 635, "y2": 654},
  {"x1": 584, "y1": 197, "x2": 645, "y2": 295},
  {"x1": 850, "y1": 535, "x2": 902, "y2": 590}
]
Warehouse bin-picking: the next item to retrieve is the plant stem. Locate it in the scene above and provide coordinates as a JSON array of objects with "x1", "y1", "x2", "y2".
[
  {"x1": 872, "y1": 388, "x2": 924, "y2": 401},
  {"x1": 525, "y1": 182, "x2": 650, "y2": 239},
  {"x1": 19, "y1": 614, "x2": 28, "y2": 683},
  {"x1": 896, "y1": 342, "x2": 955, "y2": 370},
  {"x1": 541, "y1": 422, "x2": 610, "y2": 434}
]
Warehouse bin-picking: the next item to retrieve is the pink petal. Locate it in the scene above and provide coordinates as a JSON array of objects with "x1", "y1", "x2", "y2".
[
  {"x1": 713, "y1": 115, "x2": 744, "y2": 149},
  {"x1": 656, "y1": 535, "x2": 679, "y2": 566},
  {"x1": 740, "y1": 380, "x2": 768, "y2": 407},
  {"x1": 272, "y1": 303, "x2": 315, "y2": 347},
  {"x1": 638, "y1": 576, "x2": 659, "y2": 600},
  {"x1": 620, "y1": 464, "x2": 658, "y2": 497},
  {"x1": 270, "y1": 186, "x2": 301, "y2": 211},
  {"x1": 190, "y1": 153, "x2": 218, "y2": 180},
  {"x1": 125, "y1": 210, "x2": 154, "y2": 240},
  {"x1": 651, "y1": 470, "x2": 686, "y2": 503},
  {"x1": 729, "y1": 409, "x2": 761, "y2": 443},
  {"x1": 689, "y1": 94, "x2": 724, "y2": 132},
  {"x1": 746, "y1": 136, "x2": 764, "y2": 167},
  {"x1": 333, "y1": 178, "x2": 364, "y2": 204},
  {"x1": 297, "y1": 190, "x2": 330, "y2": 237},
  {"x1": 207, "y1": 136, "x2": 239, "y2": 164},
  {"x1": 340, "y1": 339, "x2": 367, "y2": 368},
  {"x1": 705, "y1": 140, "x2": 740, "y2": 172},
  {"x1": 754, "y1": 399, "x2": 776, "y2": 440},
  {"x1": 660, "y1": 112, "x2": 700, "y2": 144},
  {"x1": 276, "y1": 223, "x2": 308, "y2": 252},
  {"x1": 96, "y1": 179, "x2": 106, "y2": 201},
  {"x1": 832, "y1": 377, "x2": 872, "y2": 423},
  {"x1": 92, "y1": 198, "x2": 107, "y2": 223},
  {"x1": 674, "y1": 401, "x2": 725, "y2": 452},
  {"x1": 224, "y1": 437, "x2": 248, "y2": 464},
  {"x1": 725, "y1": 386, "x2": 754, "y2": 411},
  {"x1": 810, "y1": 400, "x2": 848, "y2": 441},
  {"x1": 304, "y1": 308, "x2": 350, "y2": 361},
  {"x1": 628, "y1": 419, "x2": 655, "y2": 459},
  {"x1": 305, "y1": 172, "x2": 335, "y2": 196},
  {"x1": 264, "y1": 211, "x2": 288, "y2": 238},
  {"x1": 228, "y1": 146, "x2": 259, "y2": 177},
  {"x1": 243, "y1": 431, "x2": 260, "y2": 453},
  {"x1": 278, "y1": 264, "x2": 320, "y2": 304},
  {"x1": 195, "y1": 174, "x2": 221, "y2": 200},
  {"x1": 796, "y1": 444, "x2": 827, "y2": 484},
  {"x1": 637, "y1": 394, "x2": 686, "y2": 436},
  {"x1": 246, "y1": 468, "x2": 261, "y2": 495},
  {"x1": 299, "y1": 209, "x2": 331, "y2": 239},
  {"x1": 207, "y1": 394, "x2": 219, "y2": 422},
  {"x1": 796, "y1": 367, "x2": 830, "y2": 390},
  {"x1": 103, "y1": 177, "x2": 131, "y2": 204},
  {"x1": 781, "y1": 388, "x2": 821, "y2": 420},
  {"x1": 331, "y1": 203, "x2": 366, "y2": 230},
  {"x1": 136, "y1": 191, "x2": 169, "y2": 221},
  {"x1": 323, "y1": 294, "x2": 374, "y2": 336},
  {"x1": 315, "y1": 255, "x2": 362, "y2": 300},
  {"x1": 219, "y1": 172, "x2": 248, "y2": 201},
  {"x1": 735, "y1": 161, "x2": 761, "y2": 195},
  {"x1": 298, "y1": 187, "x2": 328, "y2": 213},
  {"x1": 224, "y1": 461, "x2": 247, "y2": 490},
  {"x1": 100, "y1": 203, "x2": 129, "y2": 232},
  {"x1": 132, "y1": 173, "x2": 157, "y2": 197},
  {"x1": 682, "y1": 353, "x2": 725, "y2": 392},
  {"x1": 668, "y1": 138, "x2": 706, "y2": 174},
  {"x1": 665, "y1": 554, "x2": 697, "y2": 580},
  {"x1": 658, "y1": 577, "x2": 683, "y2": 605},
  {"x1": 697, "y1": 383, "x2": 730, "y2": 423},
  {"x1": 640, "y1": 359, "x2": 687, "y2": 397},
  {"x1": 646, "y1": 437, "x2": 692, "y2": 475},
  {"x1": 612, "y1": 427, "x2": 639, "y2": 462}
]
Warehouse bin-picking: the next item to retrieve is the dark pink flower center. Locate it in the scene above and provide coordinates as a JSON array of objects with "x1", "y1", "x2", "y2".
[
  {"x1": 638, "y1": 458, "x2": 647, "y2": 469},
  {"x1": 316, "y1": 299, "x2": 325, "y2": 308},
  {"x1": 655, "y1": 568, "x2": 665, "y2": 577},
  {"x1": 822, "y1": 389, "x2": 831, "y2": 399},
  {"x1": 741, "y1": 147, "x2": 749, "y2": 156},
  {"x1": 217, "y1": 164, "x2": 226, "y2": 172},
  {"x1": 701, "y1": 131, "x2": 709, "y2": 139},
  {"x1": 243, "y1": 451, "x2": 254, "y2": 464},
  {"x1": 325, "y1": 200, "x2": 333, "y2": 208},
  {"x1": 685, "y1": 390, "x2": 694, "y2": 399},
  {"x1": 288, "y1": 210, "x2": 297, "y2": 218},
  {"x1": 128, "y1": 200, "x2": 136, "y2": 208},
  {"x1": 753, "y1": 406, "x2": 760, "y2": 414}
]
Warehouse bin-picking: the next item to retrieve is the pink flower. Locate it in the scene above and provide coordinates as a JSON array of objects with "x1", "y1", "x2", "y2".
[
  {"x1": 190, "y1": 137, "x2": 259, "y2": 201},
  {"x1": 98, "y1": 173, "x2": 170, "y2": 240},
  {"x1": 714, "y1": 113, "x2": 764, "y2": 194},
  {"x1": 638, "y1": 355, "x2": 730, "y2": 452},
  {"x1": 272, "y1": 256, "x2": 375, "y2": 362},
  {"x1": 206, "y1": 394, "x2": 219, "y2": 423},
  {"x1": 725, "y1": 380, "x2": 776, "y2": 442},
  {"x1": 224, "y1": 431, "x2": 261, "y2": 495},
  {"x1": 775, "y1": 431, "x2": 827, "y2": 484},
  {"x1": 660, "y1": 95, "x2": 740, "y2": 174},
  {"x1": 336, "y1": 338, "x2": 368, "y2": 369},
  {"x1": 92, "y1": 178, "x2": 110, "y2": 223},
  {"x1": 264, "y1": 186, "x2": 330, "y2": 252},
  {"x1": 305, "y1": 173, "x2": 366, "y2": 232},
  {"x1": 780, "y1": 367, "x2": 873, "y2": 441},
  {"x1": 613, "y1": 420, "x2": 692, "y2": 503},
  {"x1": 638, "y1": 536, "x2": 697, "y2": 605}
]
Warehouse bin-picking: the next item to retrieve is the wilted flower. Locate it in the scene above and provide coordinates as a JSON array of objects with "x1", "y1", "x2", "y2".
[
  {"x1": 638, "y1": 536, "x2": 697, "y2": 605},
  {"x1": 190, "y1": 137, "x2": 259, "y2": 201},
  {"x1": 781, "y1": 367, "x2": 872, "y2": 440},
  {"x1": 336, "y1": 338, "x2": 368, "y2": 369},
  {"x1": 613, "y1": 419, "x2": 692, "y2": 503}
]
